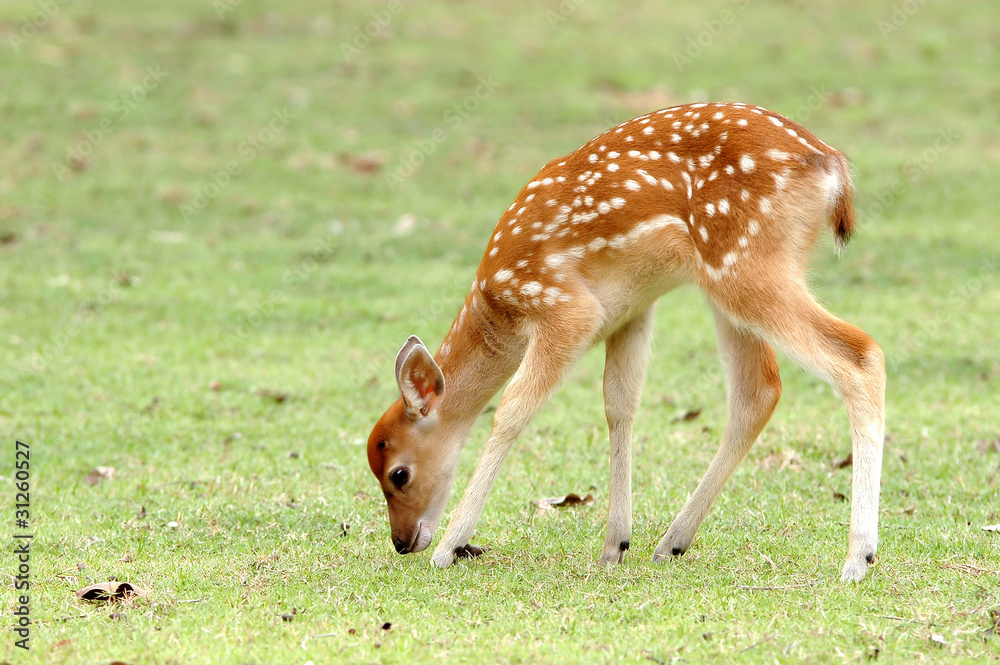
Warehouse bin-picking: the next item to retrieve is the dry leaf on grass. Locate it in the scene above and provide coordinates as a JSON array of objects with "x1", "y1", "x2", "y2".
[
  {"x1": 531, "y1": 493, "x2": 595, "y2": 512},
  {"x1": 257, "y1": 388, "x2": 289, "y2": 404},
  {"x1": 976, "y1": 438, "x2": 1000, "y2": 455},
  {"x1": 338, "y1": 151, "x2": 385, "y2": 174},
  {"x1": 985, "y1": 609, "x2": 1000, "y2": 637},
  {"x1": 834, "y1": 453, "x2": 853, "y2": 469},
  {"x1": 75, "y1": 581, "x2": 148, "y2": 602},
  {"x1": 671, "y1": 408, "x2": 702, "y2": 423},
  {"x1": 83, "y1": 467, "x2": 115, "y2": 486}
]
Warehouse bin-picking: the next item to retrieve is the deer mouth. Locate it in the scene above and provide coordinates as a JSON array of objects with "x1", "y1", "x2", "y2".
[{"x1": 410, "y1": 521, "x2": 433, "y2": 553}]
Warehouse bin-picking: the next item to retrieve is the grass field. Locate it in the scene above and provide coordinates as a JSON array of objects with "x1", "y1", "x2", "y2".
[{"x1": 1, "y1": 0, "x2": 999, "y2": 662}]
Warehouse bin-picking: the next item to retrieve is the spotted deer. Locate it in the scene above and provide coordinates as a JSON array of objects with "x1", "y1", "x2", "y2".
[{"x1": 367, "y1": 102, "x2": 885, "y2": 582}]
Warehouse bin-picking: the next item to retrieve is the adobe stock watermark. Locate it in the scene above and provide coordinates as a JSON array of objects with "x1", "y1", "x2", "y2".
[
  {"x1": 7, "y1": 0, "x2": 75, "y2": 53},
  {"x1": 545, "y1": 0, "x2": 586, "y2": 28},
  {"x1": 893, "y1": 255, "x2": 999, "y2": 371},
  {"x1": 227, "y1": 228, "x2": 339, "y2": 346},
  {"x1": 52, "y1": 66, "x2": 169, "y2": 181},
  {"x1": 23, "y1": 276, "x2": 125, "y2": 373},
  {"x1": 784, "y1": 85, "x2": 831, "y2": 125},
  {"x1": 339, "y1": 0, "x2": 406, "y2": 61},
  {"x1": 214, "y1": 0, "x2": 244, "y2": 19},
  {"x1": 383, "y1": 75, "x2": 501, "y2": 190},
  {"x1": 672, "y1": 0, "x2": 751, "y2": 72},
  {"x1": 857, "y1": 127, "x2": 959, "y2": 227},
  {"x1": 179, "y1": 106, "x2": 296, "y2": 221},
  {"x1": 877, "y1": 0, "x2": 930, "y2": 39},
  {"x1": 360, "y1": 273, "x2": 473, "y2": 386}
]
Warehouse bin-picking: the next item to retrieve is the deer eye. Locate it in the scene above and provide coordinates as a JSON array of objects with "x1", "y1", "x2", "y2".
[{"x1": 389, "y1": 467, "x2": 409, "y2": 489}]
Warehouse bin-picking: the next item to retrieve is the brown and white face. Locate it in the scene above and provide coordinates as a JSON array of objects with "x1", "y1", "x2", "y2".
[{"x1": 367, "y1": 336, "x2": 459, "y2": 554}]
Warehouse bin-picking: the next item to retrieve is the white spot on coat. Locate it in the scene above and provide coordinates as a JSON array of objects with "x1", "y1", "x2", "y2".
[
  {"x1": 520, "y1": 281, "x2": 543, "y2": 297},
  {"x1": 740, "y1": 154, "x2": 755, "y2": 172},
  {"x1": 545, "y1": 254, "x2": 567, "y2": 268},
  {"x1": 637, "y1": 169, "x2": 659, "y2": 186}
]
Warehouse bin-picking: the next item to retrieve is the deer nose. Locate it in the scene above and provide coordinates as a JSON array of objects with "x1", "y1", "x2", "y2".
[{"x1": 392, "y1": 536, "x2": 411, "y2": 554}]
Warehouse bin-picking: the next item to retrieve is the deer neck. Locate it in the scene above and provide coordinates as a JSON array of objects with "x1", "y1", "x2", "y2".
[{"x1": 433, "y1": 291, "x2": 525, "y2": 433}]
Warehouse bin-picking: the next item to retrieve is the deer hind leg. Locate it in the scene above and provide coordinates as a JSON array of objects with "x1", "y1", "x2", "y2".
[
  {"x1": 654, "y1": 306, "x2": 782, "y2": 562},
  {"x1": 599, "y1": 305, "x2": 656, "y2": 565},
  {"x1": 430, "y1": 293, "x2": 604, "y2": 568},
  {"x1": 713, "y1": 282, "x2": 885, "y2": 581}
]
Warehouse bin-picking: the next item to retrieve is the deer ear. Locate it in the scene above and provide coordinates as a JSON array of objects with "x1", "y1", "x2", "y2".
[{"x1": 394, "y1": 335, "x2": 445, "y2": 419}]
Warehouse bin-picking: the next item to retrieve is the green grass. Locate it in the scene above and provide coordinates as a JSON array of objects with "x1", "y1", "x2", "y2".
[{"x1": 1, "y1": 0, "x2": 999, "y2": 662}]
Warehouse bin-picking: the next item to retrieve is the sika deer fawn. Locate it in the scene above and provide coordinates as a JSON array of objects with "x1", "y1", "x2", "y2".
[{"x1": 367, "y1": 102, "x2": 885, "y2": 582}]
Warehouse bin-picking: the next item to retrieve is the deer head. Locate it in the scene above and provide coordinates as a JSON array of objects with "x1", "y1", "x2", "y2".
[{"x1": 366, "y1": 336, "x2": 462, "y2": 554}]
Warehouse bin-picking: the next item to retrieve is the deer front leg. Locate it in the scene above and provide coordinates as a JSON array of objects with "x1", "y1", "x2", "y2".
[
  {"x1": 431, "y1": 300, "x2": 602, "y2": 568},
  {"x1": 599, "y1": 307, "x2": 655, "y2": 565},
  {"x1": 430, "y1": 416, "x2": 521, "y2": 568}
]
